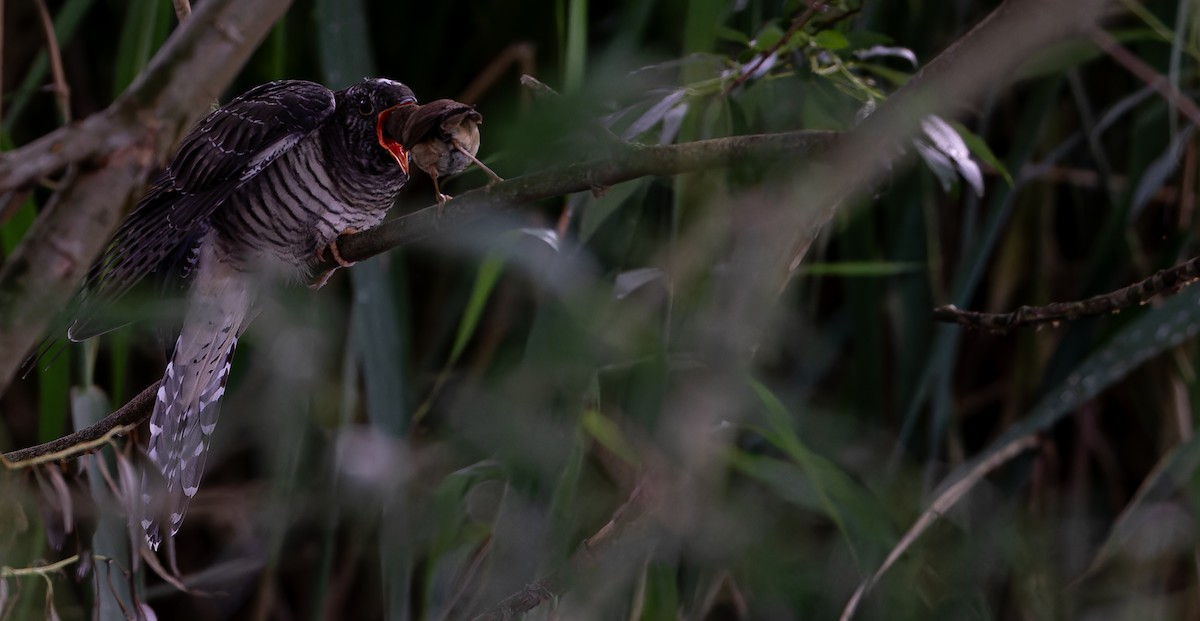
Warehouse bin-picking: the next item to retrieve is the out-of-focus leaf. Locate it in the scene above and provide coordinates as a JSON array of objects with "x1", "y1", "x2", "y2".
[
  {"x1": 1086, "y1": 431, "x2": 1200, "y2": 574},
  {"x1": 794, "y1": 261, "x2": 922, "y2": 277},
  {"x1": 33, "y1": 469, "x2": 67, "y2": 551},
  {"x1": 853, "y1": 45, "x2": 918, "y2": 66},
  {"x1": 518, "y1": 228, "x2": 561, "y2": 252},
  {"x1": 752, "y1": 22, "x2": 786, "y2": 51},
  {"x1": 0, "y1": 201, "x2": 35, "y2": 254},
  {"x1": 916, "y1": 116, "x2": 983, "y2": 195},
  {"x1": 114, "y1": 452, "x2": 143, "y2": 570},
  {"x1": 45, "y1": 466, "x2": 73, "y2": 540},
  {"x1": 581, "y1": 409, "x2": 639, "y2": 465},
  {"x1": 580, "y1": 177, "x2": 652, "y2": 242},
  {"x1": 747, "y1": 380, "x2": 895, "y2": 568},
  {"x1": 448, "y1": 250, "x2": 507, "y2": 364},
  {"x1": 623, "y1": 90, "x2": 687, "y2": 141},
  {"x1": 660, "y1": 101, "x2": 689, "y2": 144},
  {"x1": 334, "y1": 426, "x2": 413, "y2": 493},
  {"x1": 428, "y1": 461, "x2": 508, "y2": 558},
  {"x1": 717, "y1": 26, "x2": 750, "y2": 44},
  {"x1": 632, "y1": 562, "x2": 680, "y2": 620},
  {"x1": 1130, "y1": 124, "x2": 1193, "y2": 220},
  {"x1": 813, "y1": 30, "x2": 850, "y2": 51},
  {"x1": 614, "y1": 267, "x2": 666, "y2": 300},
  {"x1": 112, "y1": 0, "x2": 172, "y2": 95},
  {"x1": 564, "y1": 0, "x2": 588, "y2": 92},
  {"x1": 138, "y1": 603, "x2": 159, "y2": 621},
  {"x1": 950, "y1": 121, "x2": 1012, "y2": 186}
]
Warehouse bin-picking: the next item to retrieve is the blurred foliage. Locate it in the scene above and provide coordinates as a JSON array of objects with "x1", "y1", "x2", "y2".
[{"x1": 3, "y1": 0, "x2": 1200, "y2": 619}]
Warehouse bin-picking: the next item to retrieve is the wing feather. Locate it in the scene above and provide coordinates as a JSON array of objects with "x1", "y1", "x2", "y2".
[{"x1": 68, "y1": 80, "x2": 337, "y2": 341}]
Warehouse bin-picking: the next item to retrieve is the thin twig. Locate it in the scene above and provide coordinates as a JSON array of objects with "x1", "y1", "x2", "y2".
[
  {"x1": 34, "y1": 0, "x2": 70, "y2": 124},
  {"x1": 931, "y1": 255, "x2": 1200, "y2": 329},
  {"x1": 2, "y1": 381, "x2": 159, "y2": 465},
  {"x1": 1091, "y1": 27, "x2": 1200, "y2": 127},
  {"x1": 1, "y1": 554, "x2": 110, "y2": 578},
  {"x1": 724, "y1": 5, "x2": 821, "y2": 95}
]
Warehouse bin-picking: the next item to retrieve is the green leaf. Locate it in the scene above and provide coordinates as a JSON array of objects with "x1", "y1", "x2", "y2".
[
  {"x1": 0, "y1": 201, "x2": 36, "y2": 255},
  {"x1": 448, "y1": 250, "x2": 507, "y2": 364},
  {"x1": 580, "y1": 177, "x2": 652, "y2": 242},
  {"x1": 950, "y1": 121, "x2": 1012, "y2": 186},
  {"x1": 813, "y1": 30, "x2": 850, "y2": 51},
  {"x1": 564, "y1": 0, "x2": 588, "y2": 93},
  {"x1": 752, "y1": 22, "x2": 786, "y2": 51},
  {"x1": 717, "y1": 26, "x2": 750, "y2": 45},
  {"x1": 581, "y1": 408, "x2": 639, "y2": 465},
  {"x1": 745, "y1": 379, "x2": 895, "y2": 569},
  {"x1": 112, "y1": 0, "x2": 172, "y2": 96},
  {"x1": 794, "y1": 261, "x2": 923, "y2": 277}
]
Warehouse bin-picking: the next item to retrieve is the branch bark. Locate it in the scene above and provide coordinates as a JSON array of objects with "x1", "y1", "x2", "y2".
[
  {"x1": 931, "y1": 255, "x2": 1200, "y2": 329},
  {"x1": 0, "y1": 0, "x2": 292, "y2": 393}
]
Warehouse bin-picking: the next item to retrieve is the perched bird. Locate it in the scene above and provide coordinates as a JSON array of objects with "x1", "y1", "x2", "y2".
[
  {"x1": 386, "y1": 98, "x2": 502, "y2": 208},
  {"x1": 66, "y1": 78, "x2": 417, "y2": 549}
]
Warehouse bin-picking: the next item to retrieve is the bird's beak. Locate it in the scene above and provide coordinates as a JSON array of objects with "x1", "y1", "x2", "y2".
[{"x1": 376, "y1": 98, "x2": 417, "y2": 176}]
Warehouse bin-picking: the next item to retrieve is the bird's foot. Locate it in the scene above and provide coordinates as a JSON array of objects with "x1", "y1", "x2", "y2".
[
  {"x1": 310, "y1": 229, "x2": 360, "y2": 289},
  {"x1": 435, "y1": 193, "x2": 452, "y2": 221}
]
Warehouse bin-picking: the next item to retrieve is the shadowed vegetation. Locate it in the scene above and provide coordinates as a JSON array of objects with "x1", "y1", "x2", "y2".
[{"x1": 2, "y1": 0, "x2": 1200, "y2": 619}]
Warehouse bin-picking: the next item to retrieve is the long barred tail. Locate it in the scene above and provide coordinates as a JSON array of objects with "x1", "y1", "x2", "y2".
[{"x1": 141, "y1": 239, "x2": 253, "y2": 549}]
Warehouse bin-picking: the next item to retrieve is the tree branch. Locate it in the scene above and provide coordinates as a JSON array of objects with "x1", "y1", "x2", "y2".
[
  {"x1": 0, "y1": 0, "x2": 292, "y2": 393},
  {"x1": 316, "y1": 129, "x2": 833, "y2": 271},
  {"x1": 2, "y1": 381, "x2": 158, "y2": 465},
  {"x1": 931, "y1": 255, "x2": 1200, "y2": 329}
]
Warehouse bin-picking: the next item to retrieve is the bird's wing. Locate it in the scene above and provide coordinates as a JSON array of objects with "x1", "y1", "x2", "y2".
[
  {"x1": 68, "y1": 80, "x2": 337, "y2": 341},
  {"x1": 401, "y1": 99, "x2": 479, "y2": 145}
]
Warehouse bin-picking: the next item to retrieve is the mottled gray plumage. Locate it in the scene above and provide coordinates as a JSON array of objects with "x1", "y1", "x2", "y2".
[{"x1": 71, "y1": 78, "x2": 417, "y2": 549}]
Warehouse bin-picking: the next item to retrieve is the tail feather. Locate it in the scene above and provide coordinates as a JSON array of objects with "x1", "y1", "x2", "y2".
[{"x1": 141, "y1": 239, "x2": 252, "y2": 550}]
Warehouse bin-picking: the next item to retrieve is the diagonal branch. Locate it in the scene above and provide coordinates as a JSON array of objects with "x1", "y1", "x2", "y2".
[{"x1": 316, "y1": 129, "x2": 833, "y2": 271}]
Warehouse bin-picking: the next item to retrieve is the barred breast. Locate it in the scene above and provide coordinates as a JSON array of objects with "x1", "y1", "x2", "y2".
[{"x1": 209, "y1": 136, "x2": 404, "y2": 276}]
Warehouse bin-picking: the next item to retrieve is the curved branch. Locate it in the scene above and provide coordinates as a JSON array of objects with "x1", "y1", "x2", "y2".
[
  {"x1": 2, "y1": 381, "x2": 158, "y2": 465},
  {"x1": 0, "y1": 0, "x2": 293, "y2": 392},
  {"x1": 931, "y1": 255, "x2": 1200, "y2": 329}
]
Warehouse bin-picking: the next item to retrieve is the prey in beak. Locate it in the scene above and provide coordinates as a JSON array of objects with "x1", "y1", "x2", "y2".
[{"x1": 376, "y1": 98, "x2": 417, "y2": 176}]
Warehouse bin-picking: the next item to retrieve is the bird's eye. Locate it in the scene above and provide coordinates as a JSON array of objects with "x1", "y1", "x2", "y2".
[{"x1": 357, "y1": 98, "x2": 373, "y2": 116}]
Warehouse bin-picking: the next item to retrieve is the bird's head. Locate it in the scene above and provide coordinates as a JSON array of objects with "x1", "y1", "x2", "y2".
[{"x1": 334, "y1": 78, "x2": 417, "y2": 176}]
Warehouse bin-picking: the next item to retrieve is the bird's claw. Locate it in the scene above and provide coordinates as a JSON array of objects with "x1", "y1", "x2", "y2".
[{"x1": 310, "y1": 229, "x2": 360, "y2": 288}]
